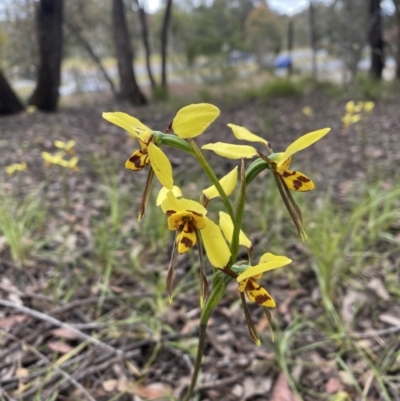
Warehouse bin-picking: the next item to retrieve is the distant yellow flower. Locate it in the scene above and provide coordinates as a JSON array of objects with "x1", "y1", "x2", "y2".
[
  {"x1": 236, "y1": 253, "x2": 291, "y2": 307},
  {"x1": 41, "y1": 151, "x2": 78, "y2": 171},
  {"x1": 364, "y1": 101, "x2": 375, "y2": 113},
  {"x1": 27, "y1": 105, "x2": 37, "y2": 115},
  {"x1": 54, "y1": 140, "x2": 76, "y2": 154},
  {"x1": 342, "y1": 113, "x2": 361, "y2": 128},
  {"x1": 6, "y1": 162, "x2": 27, "y2": 175},
  {"x1": 302, "y1": 106, "x2": 313, "y2": 117}
]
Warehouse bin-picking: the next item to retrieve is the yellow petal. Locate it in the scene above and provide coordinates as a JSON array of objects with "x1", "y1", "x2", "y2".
[
  {"x1": 202, "y1": 143, "x2": 258, "y2": 159},
  {"x1": 219, "y1": 211, "x2": 252, "y2": 248},
  {"x1": 280, "y1": 169, "x2": 315, "y2": 192},
  {"x1": 277, "y1": 128, "x2": 331, "y2": 168},
  {"x1": 203, "y1": 167, "x2": 238, "y2": 200},
  {"x1": 227, "y1": 124, "x2": 268, "y2": 145},
  {"x1": 161, "y1": 191, "x2": 207, "y2": 215},
  {"x1": 176, "y1": 223, "x2": 197, "y2": 253},
  {"x1": 200, "y1": 217, "x2": 231, "y2": 268},
  {"x1": 302, "y1": 106, "x2": 313, "y2": 116},
  {"x1": 102, "y1": 112, "x2": 152, "y2": 140},
  {"x1": 147, "y1": 142, "x2": 174, "y2": 189},
  {"x1": 125, "y1": 149, "x2": 150, "y2": 170},
  {"x1": 172, "y1": 103, "x2": 220, "y2": 138},
  {"x1": 259, "y1": 252, "x2": 291, "y2": 265},
  {"x1": 237, "y1": 257, "x2": 291, "y2": 282},
  {"x1": 345, "y1": 101, "x2": 355, "y2": 114},
  {"x1": 245, "y1": 279, "x2": 276, "y2": 307},
  {"x1": 364, "y1": 101, "x2": 375, "y2": 113},
  {"x1": 156, "y1": 186, "x2": 182, "y2": 206}
]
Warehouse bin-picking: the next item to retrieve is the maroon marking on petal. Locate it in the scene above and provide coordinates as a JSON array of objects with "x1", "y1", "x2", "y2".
[
  {"x1": 129, "y1": 153, "x2": 143, "y2": 169},
  {"x1": 183, "y1": 223, "x2": 195, "y2": 234},
  {"x1": 181, "y1": 236, "x2": 193, "y2": 249},
  {"x1": 253, "y1": 293, "x2": 271, "y2": 305},
  {"x1": 165, "y1": 210, "x2": 176, "y2": 217},
  {"x1": 188, "y1": 210, "x2": 204, "y2": 217},
  {"x1": 297, "y1": 176, "x2": 310, "y2": 183},
  {"x1": 282, "y1": 170, "x2": 296, "y2": 178}
]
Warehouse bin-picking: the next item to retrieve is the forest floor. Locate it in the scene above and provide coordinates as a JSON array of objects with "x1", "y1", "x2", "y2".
[{"x1": 0, "y1": 83, "x2": 400, "y2": 401}]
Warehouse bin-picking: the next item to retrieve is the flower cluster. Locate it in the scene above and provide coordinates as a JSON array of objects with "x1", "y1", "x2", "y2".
[
  {"x1": 41, "y1": 140, "x2": 79, "y2": 171},
  {"x1": 342, "y1": 100, "x2": 375, "y2": 128},
  {"x1": 103, "y1": 103, "x2": 331, "y2": 344}
]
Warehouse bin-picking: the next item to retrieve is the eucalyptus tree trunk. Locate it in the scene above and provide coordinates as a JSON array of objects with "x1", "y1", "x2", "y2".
[
  {"x1": 393, "y1": 0, "x2": 400, "y2": 79},
  {"x1": 112, "y1": 0, "x2": 146, "y2": 105},
  {"x1": 0, "y1": 70, "x2": 25, "y2": 115},
  {"x1": 368, "y1": 0, "x2": 384, "y2": 79},
  {"x1": 160, "y1": 0, "x2": 173, "y2": 92},
  {"x1": 134, "y1": 0, "x2": 156, "y2": 90},
  {"x1": 29, "y1": 0, "x2": 63, "y2": 112}
]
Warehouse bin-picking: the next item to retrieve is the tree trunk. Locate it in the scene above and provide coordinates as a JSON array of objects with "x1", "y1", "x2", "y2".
[
  {"x1": 29, "y1": 0, "x2": 63, "y2": 112},
  {"x1": 134, "y1": 0, "x2": 156, "y2": 90},
  {"x1": 309, "y1": 1, "x2": 317, "y2": 78},
  {"x1": 160, "y1": 0, "x2": 173, "y2": 90},
  {"x1": 368, "y1": 0, "x2": 384, "y2": 79},
  {"x1": 393, "y1": 0, "x2": 400, "y2": 79},
  {"x1": 65, "y1": 17, "x2": 117, "y2": 95},
  {"x1": 0, "y1": 70, "x2": 25, "y2": 115},
  {"x1": 112, "y1": 0, "x2": 146, "y2": 105}
]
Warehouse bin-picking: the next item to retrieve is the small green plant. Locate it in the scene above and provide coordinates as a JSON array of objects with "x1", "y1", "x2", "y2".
[
  {"x1": 102, "y1": 103, "x2": 332, "y2": 399},
  {"x1": 0, "y1": 189, "x2": 46, "y2": 264}
]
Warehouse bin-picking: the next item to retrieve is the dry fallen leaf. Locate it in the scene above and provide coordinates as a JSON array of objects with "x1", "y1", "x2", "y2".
[
  {"x1": 0, "y1": 314, "x2": 29, "y2": 330},
  {"x1": 51, "y1": 327, "x2": 81, "y2": 340},
  {"x1": 48, "y1": 341, "x2": 74, "y2": 354},
  {"x1": 270, "y1": 373, "x2": 300, "y2": 401}
]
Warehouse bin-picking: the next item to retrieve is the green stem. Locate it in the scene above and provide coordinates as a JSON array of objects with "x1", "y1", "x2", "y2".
[
  {"x1": 187, "y1": 139, "x2": 235, "y2": 223},
  {"x1": 182, "y1": 276, "x2": 228, "y2": 401}
]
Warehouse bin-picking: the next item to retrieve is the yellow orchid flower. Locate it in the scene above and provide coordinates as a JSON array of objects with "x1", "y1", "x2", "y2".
[
  {"x1": 161, "y1": 191, "x2": 230, "y2": 267},
  {"x1": 102, "y1": 112, "x2": 173, "y2": 189},
  {"x1": 345, "y1": 101, "x2": 364, "y2": 114},
  {"x1": 161, "y1": 190, "x2": 231, "y2": 306},
  {"x1": 302, "y1": 106, "x2": 313, "y2": 117},
  {"x1": 364, "y1": 101, "x2": 375, "y2": 113},
  {"x1": 342, "y1": 113, "x2": 361, "y2": 128},
  {"x1": 103, "y1": 104, "x2": 219, "y2": 220},
  {"x1": 59, "y1": 156, "x2": 79, "y2": 171},
  {"x1": 6, "y1": 162, "x2": 27, "y2": 175},
  {"x1": 267, "y1": 127, "x2": 331, "y2": 192},
  {"x1": 54, "y1": 140, "x2": 76, "y2": 153},
  {"x1": 41, "y1": 151, "x2": 66, "y2": 167},
  {"x1": 236, "y1": 253, "x2": 291, "y2": 307}
]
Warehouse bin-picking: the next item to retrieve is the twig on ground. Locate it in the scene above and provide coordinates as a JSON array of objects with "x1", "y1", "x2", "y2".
[
  {"x1": 0, "y1": 300, "x2": 123, "y2": 356},
  {"x1": 1, "y1": 330, "x2": 97, "y2": 401}
]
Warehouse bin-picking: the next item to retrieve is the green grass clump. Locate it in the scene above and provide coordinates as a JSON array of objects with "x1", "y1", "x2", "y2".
[{"x1": 257, "y1": 78, "x2": 304, "y2": 100}]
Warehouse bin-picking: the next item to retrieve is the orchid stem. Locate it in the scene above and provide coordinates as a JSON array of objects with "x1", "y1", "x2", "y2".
[{"x1": 182, "y1": 276, "x2": 228, "y2": 401}]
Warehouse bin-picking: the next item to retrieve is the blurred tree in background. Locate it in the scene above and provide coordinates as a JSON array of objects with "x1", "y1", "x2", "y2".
[{"x1": 244, "y1": 4, "x2": 282, "y2": 68}]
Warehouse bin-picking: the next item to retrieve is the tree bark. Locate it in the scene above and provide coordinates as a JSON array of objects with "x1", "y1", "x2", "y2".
[
  {"x1": 287, "y1": 18, "x2": 294, "y2": 77},
  {"x1": 134, "y1": 0, "x2": 156, "y2": 90},
  {"x1": 368, "y1": 0, "x2": 384, "y2": 79},
  {"x1": 393, "y1": 0, "x2": 400, "y2": 79},
  {"x1": 112, "y1": 0, "x2": 146, "y2": 105},
  {"x1": 160, "y1": 0, "x2": 173, "y2": 90},
  {"x1": 29, "y1": 0, "x2": 63, "y2": 112},
  {"x1": 0, "y1": 70, "x2": 25, "y2": 115},
  {"x1": 65, "y1": 17, "x2": 117, "y2": 95}
]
